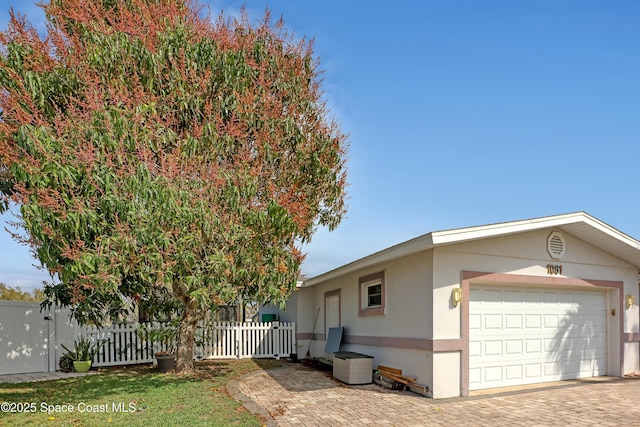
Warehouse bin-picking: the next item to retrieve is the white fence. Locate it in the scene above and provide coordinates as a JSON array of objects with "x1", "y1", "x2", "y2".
[
  {"x1": 80, "y1": 321, "x2": 296, "y2": 367},
  {"x1": 0, "y1": 301, "x2": 76, "y2": 375}
]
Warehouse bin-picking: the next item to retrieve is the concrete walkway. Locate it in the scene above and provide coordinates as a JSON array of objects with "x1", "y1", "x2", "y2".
[
  {"x1": 230, "y1": 363, "x2": 640, "y2": 426},
  {"x1": 0, "y1": 370, "x2": 98, "y2": 384}
]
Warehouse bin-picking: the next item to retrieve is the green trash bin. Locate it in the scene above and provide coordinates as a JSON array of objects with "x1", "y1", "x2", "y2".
[{"x1": 261, "y1": 313, "x2": 277, "y2": 322}]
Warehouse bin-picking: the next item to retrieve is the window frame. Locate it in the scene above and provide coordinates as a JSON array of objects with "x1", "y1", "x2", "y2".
[{"x1": 358, "y1": 271, "x2": 385, "y2": 316}]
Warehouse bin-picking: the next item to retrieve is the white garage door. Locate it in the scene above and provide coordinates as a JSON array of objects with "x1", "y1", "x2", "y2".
[{"x1": 469, "y1": 285, "x2": 607, "y2": 391}]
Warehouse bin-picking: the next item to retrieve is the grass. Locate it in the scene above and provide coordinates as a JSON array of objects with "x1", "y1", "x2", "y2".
[{"x1": 0, "y1": 359, "x2": 284, "y2": 427}]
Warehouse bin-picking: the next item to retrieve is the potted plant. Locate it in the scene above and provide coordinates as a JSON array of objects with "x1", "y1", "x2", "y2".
[
  {"x1": 155, "y1": 351, "x2": 175, "y2": 372},
  {"x1": 136, "y1": 289, "x2": 183, "y2": 372},
  {"x1": 140, "y1": 320, "x2": 178, "y2": 372},
  {"x1": 61, "y1": 337, "x2": 106, "y2": 372}
]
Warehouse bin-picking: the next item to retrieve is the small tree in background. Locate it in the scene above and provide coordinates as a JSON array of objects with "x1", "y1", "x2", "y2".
[
  {"x1": 0, "y1": 282, "x2": 46, "y2": 301},
  {"x1": 0, "y1": 0, "x2": 347, "y2": 373}
]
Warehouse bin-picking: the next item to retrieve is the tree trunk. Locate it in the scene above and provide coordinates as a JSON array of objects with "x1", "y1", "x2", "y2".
[{"x1": 175, "y1": 303, "x2": 205, "y2": 374}]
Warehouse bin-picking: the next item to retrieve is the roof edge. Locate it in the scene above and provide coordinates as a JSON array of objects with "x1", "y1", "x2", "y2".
[
  {"x1": 430, "y1": 211, "x2": 589, "y2": 244},
  {"x1": 303, "y1": 232, "x2": 435, "y2": 287},
  {"x1": 302, "y1": 212, "x2": 640, "y2": 288}
]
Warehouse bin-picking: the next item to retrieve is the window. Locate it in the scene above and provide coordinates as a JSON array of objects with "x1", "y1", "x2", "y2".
[
  {"x1": 359, "y1": 271, "x2": 385, "y2": 316},
  {"x1": 367, "y1": 283, "x2": 382, "y2": 307}
]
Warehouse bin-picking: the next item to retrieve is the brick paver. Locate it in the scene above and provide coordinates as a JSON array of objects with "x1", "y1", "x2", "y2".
[{"x1": 231, "y1": 363, "x2": 640, "y2": 426}]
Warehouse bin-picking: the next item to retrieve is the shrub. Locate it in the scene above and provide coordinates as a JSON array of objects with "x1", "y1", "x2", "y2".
[
  {"x1": 61, "y1": 337, "x2": 107, "y2": 361},
  {"x1": 59, "y1": 353, "x2": 74, "y2": 373}
]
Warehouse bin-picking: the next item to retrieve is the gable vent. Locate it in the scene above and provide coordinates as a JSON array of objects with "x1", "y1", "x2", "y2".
[{"x1": 547, "y1": 231, "x2": 565, "y2": 259}]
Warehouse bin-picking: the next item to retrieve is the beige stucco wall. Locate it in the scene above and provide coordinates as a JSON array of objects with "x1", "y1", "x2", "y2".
[
  {"x1": 300, "y1": 249, "x2": 434, "y2": 389},
  {"x1": 307, "y1": 249, "x2": 433, "y2": 340},
  {"x1": 432, "y1": 228, "x2": 639, "y2": 398}
]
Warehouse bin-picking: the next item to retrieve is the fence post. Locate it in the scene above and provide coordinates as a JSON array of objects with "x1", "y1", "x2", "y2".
[
  {"x1": 293, "y1": 322, "x2": 297, "y2": 358},
  {"x1": 235, "y1": 322, "x2": 241, "y2": 359},
  {"x1": 272, "y1": 321, "x2": 280, "y2": 360}
]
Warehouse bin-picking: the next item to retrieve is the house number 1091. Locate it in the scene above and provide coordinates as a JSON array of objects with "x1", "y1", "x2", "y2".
[{"x1": 547, "y1": 264, "x2": 562, "y2": 275}]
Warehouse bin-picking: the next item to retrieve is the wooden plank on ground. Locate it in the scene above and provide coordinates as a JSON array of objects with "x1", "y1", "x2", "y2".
[
  {"x1": 377, "y1": 365, "x2": 402, "y2": 376},
  {"x1": 408, "y1": 383, "x2": 429, "y2": 394},
  {"x1": 380, "y1": 372, "x2": 411, "y2": 385},
  {"x1": 378, "y1": 365, "x2": 416, "y2": 382},
  {"x1": 379, "y1": 371, "x2": 416, "y2": 382},
  {"x1": 377, "y1": 365, "x2": 428, "y2": 395}
]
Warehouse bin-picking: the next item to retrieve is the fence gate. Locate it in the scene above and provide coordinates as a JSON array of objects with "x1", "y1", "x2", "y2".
[
  {"x1": 197, "y1": 321, "x2": 296, "y2": 360},
  {"x1": 0, "y1": 301, "x2": 49, "y2": 374}
]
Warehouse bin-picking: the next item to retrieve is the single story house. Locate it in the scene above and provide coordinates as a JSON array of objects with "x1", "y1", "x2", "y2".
[{"x1": 264, "y1": 212, "x2": 640, "y2": 398}]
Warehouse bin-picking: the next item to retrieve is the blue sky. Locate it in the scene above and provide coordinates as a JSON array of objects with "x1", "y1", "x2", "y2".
[{"x1": 1, "y1": 1, "x2": 639, "y2": 291}]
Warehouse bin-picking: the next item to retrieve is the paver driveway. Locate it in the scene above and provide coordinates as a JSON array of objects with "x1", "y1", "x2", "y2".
[{"x1": 230, "y1": 363, "x2": 640, "y2": 426}]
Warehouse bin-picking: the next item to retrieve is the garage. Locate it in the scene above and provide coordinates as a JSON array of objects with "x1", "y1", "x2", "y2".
[
  {"x1": 289, "y1": 212, "x2": 639, "y2": 398},
  {"x1": 469, "y1": 285, "x2": 608, "y2": 390}
]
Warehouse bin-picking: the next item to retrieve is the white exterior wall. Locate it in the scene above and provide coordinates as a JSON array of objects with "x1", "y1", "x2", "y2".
[
  {"x1": 305, "y1": 250, "x2": 434, "y2": 389},
  {"x1": 293, "y1": 288, "x2": 317, "y2": 357},
  {"x1": 432, "y1": 229, "x2": 639, "y2": 398}
]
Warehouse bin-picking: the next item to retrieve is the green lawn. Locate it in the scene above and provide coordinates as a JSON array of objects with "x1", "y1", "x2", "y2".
[{"x1": 0, "y1": 359, "x2": 283, "y2": 426}]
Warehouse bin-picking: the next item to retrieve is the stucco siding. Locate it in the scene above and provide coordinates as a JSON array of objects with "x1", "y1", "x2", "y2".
[
  {"x1": 335, "y1": 344, "x2": 431, "y2": 389},
  {"x1": 432, "y1": 229, "x2": 638, "y2": 341},
  {"x1": 308, "y1": 249, "x2": 433, "y2": 342},
  {"x1": 291, "y1": 288, "x2": 316, "y2": 356},
  {"x1": 432, "y1": 351, "x2": 460, "y2": 398},
  {"x1": 624, "y1": 342, "x2": 640, "y2": 374},
  {"x1": 299, "y1": 250, "x2": 434, "y2": 389}
]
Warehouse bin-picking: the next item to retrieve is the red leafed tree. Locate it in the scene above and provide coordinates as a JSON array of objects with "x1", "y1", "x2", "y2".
[{"x1": 0, "y1": 0, "x2": 347, "y2": 373}]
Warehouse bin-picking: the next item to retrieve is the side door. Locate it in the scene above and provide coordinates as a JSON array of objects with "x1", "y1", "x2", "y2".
[{"x1": 324, "y1": 290, "x2": 341, "y2": 361}]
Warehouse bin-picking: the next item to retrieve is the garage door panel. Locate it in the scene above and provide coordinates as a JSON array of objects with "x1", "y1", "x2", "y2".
[
  {"x1": 544, "y1": 362, "x2": 561, "y2": 376},
  {"x1": 484, "y1": 314, "x2": 502, "y2": 329},
  {"x1": 505, "y1": 339, "x2": 522, "y2": 355},
  {"x1": 578, "y1": 359, "x2": 606, "y2": 376},
  {"x1": 469, "y1": 285, "x2": 607, "y2": 390},
  {"x1": 484, "y1": 366, "x2": 502, "y2": 382},
  {"x1": 525, "y1": 339, "x2": 542, "y2": 354},
  {"x1": 484, "y1": 340, "x2": 502, "y2": 356},
  {"x1": 505, "y1": 364, "x2": 522, "y2": 380},
  {"x1": 469, "y1": 313, "x2": 481, "y2": 330},
  {"x1": 544, "y1": 338, "x2": 558, "y2": 352},
  {"x1": 505, "y1": 314, "x2": 522, "y2": 329},
  {"x1": 525, "y1": 363, "x2": 541, "y2": 378},
  {"x1": 525, "y1": 314, "x2": 541, "y2": 329},
  {"x1": 543, "y1": 314, "x2": 559, "y2": 328}
]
